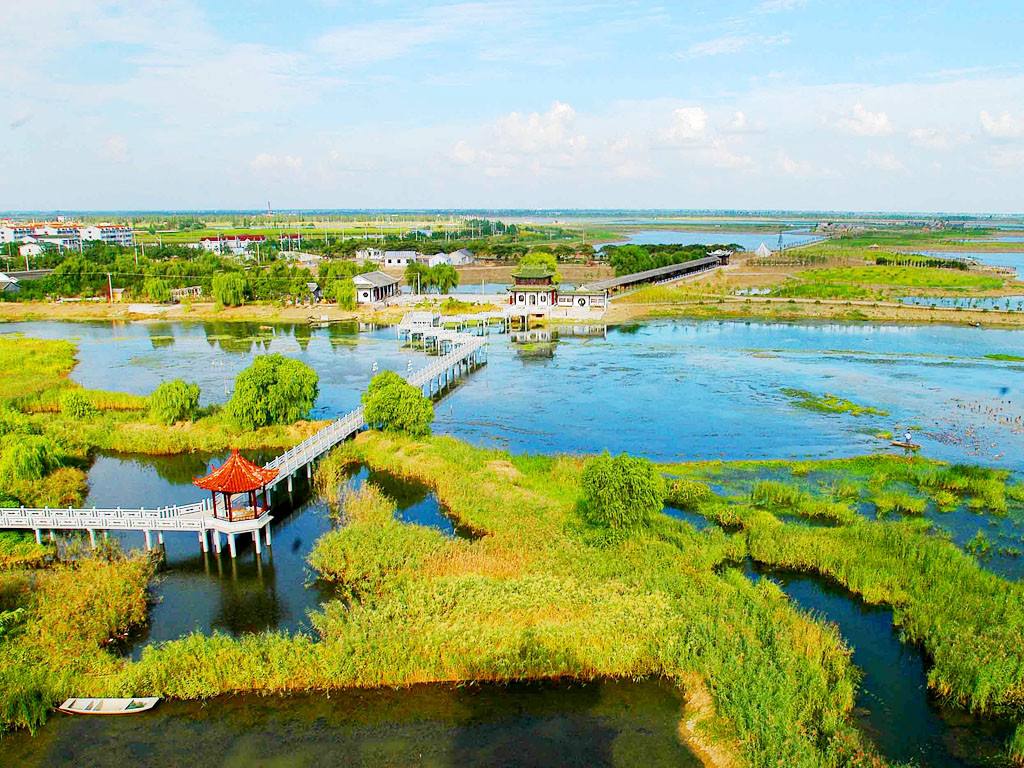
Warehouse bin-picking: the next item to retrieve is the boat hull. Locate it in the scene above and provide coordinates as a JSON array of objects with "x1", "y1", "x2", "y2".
[{"x1": 57, "y1": 697, "x2": 159, "y2": 715}]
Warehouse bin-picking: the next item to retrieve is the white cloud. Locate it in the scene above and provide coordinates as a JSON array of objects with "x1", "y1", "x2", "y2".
[
  {"x1": 100, "y1": 135, "x2": 129, "y2": 163},
  {"x1": 834, "y1": 103, "x2": 893, "y2": 136},
  {"x1": 679, "y1": 33, "x2": 789, "y2": 59},
  {"x1": 493, "y1": 101, "x2": 586, "y2": 154},
  {"x1": 249, "y1": 153, "x2": 304, "y2": 174},
  {"x1": 908, "y1": 127, "x2": 968, "y2": 151},
  {"x1": 980, "y1": 110, "x2": 1024, "y2": 139},
  {"x1": 987, "y1": 147, "x2": 1024, "y2": 169},
  {"x1": 865, "y1": 151, "x2": 906, "y2": 172},
  {"x1": 754, "y1": 0, "x2": 807, "y2": 13},
  {"x1": 664, "y1": 107, "x2": 709, "y2": 142}
]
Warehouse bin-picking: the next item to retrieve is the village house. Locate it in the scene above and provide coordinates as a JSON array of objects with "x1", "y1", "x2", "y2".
[
  {"x1": 199, "y1": 234, "x2": 266, "y2": 256},
  {"x1": 353, "y1": 271, "x2": 400, "y2": 304}
]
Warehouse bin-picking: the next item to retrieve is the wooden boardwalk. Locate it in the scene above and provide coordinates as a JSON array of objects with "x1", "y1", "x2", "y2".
[{"x1": 0, "y1": 328, "x2": 487, "y2": 557}]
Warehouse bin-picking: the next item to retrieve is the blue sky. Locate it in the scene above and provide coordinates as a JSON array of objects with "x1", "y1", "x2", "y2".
[{"x1": 2, "y1": 0, "x2": 1023, "y2": 212}]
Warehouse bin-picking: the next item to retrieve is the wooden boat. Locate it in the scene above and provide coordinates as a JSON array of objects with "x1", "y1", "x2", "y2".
[
  {"x1": 891, "y1": 441, "x2": 921, "y2": 451},
  {"x1": 57, "y1": 697, "x2": 159, "y2": 715}
]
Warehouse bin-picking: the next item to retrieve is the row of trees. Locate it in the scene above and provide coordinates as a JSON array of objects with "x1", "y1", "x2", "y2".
[{"x1": 600, "y1": 243, "x2": 738, "y2": 277}]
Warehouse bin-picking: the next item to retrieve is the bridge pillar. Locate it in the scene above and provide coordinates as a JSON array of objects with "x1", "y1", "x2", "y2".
[
  {"x1": 199, "y1": 529, "x2": 209, "y2": 553},
  {"x1": 213, "y1": 530, "x2": 221, "y2": 554},
  {"x1": 228, "y1": 533, "x2": 237, "y2": 559},
  {"x1": 157, "y1": 531, "x2": 164, "y2": 545},
  {"x1": 287, "y1": 475, "x2": 293, "y2": 494},
  {"x1": 49, "y1": 530, "x2": 55, "y2": 542},
  {"x1": 306, "y1": 463, "x2": 312, "y2": 479},
  {"x1": 144, "y1": 530, "x2": 152, "y2": 551},
  {"x1": 264, "y1": 525, "x2": 272, "y2": 546},
  {"x1": 252, "y1": 530, "x2": 261, "y2": 555},
  {"x1": 88, "y1": 529, "x2": 96, "y2": 548},
  {"x1": 34, "y1": 528, "x2": 41, "y2": 545}
]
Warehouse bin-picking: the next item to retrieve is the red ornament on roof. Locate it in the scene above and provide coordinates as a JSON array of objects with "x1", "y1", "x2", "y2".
[{"x1": 193, "y1": 448, "x2": 279, "y2": 494}]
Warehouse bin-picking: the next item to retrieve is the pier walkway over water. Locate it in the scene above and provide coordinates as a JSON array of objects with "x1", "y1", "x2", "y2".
[{"x1": 0, "y1": 325, "x2": 488, "y2": 557}]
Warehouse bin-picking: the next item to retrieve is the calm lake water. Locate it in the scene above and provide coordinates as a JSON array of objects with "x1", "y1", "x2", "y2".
[
  {"x1": 913, "y1": 249, "x2": 1024, "y2": 279},
  {"x1": 4, "y1": 319, "x2": 1022, "y2": 470},
  {"x1": 621, "y1": 228, "x2": 823, "y2": 250},
  {"x1": 3, "y1": 678, "x2": 700, "y2": 768},
  {"x1": 742, "y1": 562, "x2": 1014, "y2": 768}
]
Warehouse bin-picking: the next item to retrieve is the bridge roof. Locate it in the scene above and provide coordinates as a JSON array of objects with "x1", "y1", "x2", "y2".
[{"x1": 193, "y1": 449, "x2": 279, "y2": 493}]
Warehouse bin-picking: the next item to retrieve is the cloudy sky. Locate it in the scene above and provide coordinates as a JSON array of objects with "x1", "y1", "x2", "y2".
[{"x1": 2, "y1": 0, "x2": 1023, "y2": 212}]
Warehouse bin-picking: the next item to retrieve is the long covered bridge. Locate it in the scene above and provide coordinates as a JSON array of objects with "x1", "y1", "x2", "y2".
[{"x1": 581, "y1": 254, "x2": 726, "y2": 294}]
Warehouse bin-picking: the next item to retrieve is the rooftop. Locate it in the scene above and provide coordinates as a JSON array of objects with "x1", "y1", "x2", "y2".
[
  {"x1": 511, "y1": 264, "x2": 556, "y2": 279},
  {"x1": 353, "y1": 270, "x2": 400, "y2": 287},
  {"x1": 193, "y1": 449, "x2": 279, "y2": 494}
]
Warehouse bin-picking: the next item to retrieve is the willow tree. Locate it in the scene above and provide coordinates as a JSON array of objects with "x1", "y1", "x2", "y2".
[
  {"x1": 361, "y1": 371, "x2": 433, "y2": 436},
  {"x1": 226, "y1": 354, "x2": 319, "y2": 429}
]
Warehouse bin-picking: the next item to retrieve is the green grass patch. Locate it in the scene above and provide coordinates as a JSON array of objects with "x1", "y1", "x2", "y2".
[{"x1": 781, "y1": 388, "x2": 889, "y2": 417}]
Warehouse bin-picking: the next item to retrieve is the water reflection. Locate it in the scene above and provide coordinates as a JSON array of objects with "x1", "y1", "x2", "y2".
[
  {"x1": 83, "y1": 452, "x2": 459, "y2": 656},
  {"x1": 741, "y1": 561, "x2": 1013, "y2": 767},
  {"x1": 3, "y1": 679, "x2": 700, "y2": 768}
]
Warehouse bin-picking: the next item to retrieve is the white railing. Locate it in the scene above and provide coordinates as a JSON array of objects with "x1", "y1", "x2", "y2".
[{"x1": 0, "y1": 499, "x2": 211, "y2": 531}]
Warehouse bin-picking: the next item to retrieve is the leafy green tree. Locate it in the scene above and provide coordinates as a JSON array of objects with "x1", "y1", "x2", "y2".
[
  {"x1": 361, "y1": 371, "x2": 434, "y2": 436},
  {"x1": 580, "y1": 452, "x2": 665, "y2": 532},
  {"x1": 518, "y1": 251, "x2": 561, "y2": 283},
  {"x1": 226, "y1": 354, "x2": 319, "y2": 429},
  {"x1": 404, "y1": 261, "x2": 429, "y2": 293},
  {"x1": 212, "y1": 273, "x2": 248, "y2": 306},
  {"x1": 59, "y1": 390, "x2": 98, "y2": 419},
  {"x1": 144, "y1": 278, "x2": 171, "y2": 303},
  {"x1": 329, "y1": 277, "x2": 356, "y2": 309},
  {"x1": 429, "y1": 264, "x2": 459, "y2": 294},
  {"x1": 0, "y1": 435, "x2": 63, "y2": 482},
  {"x1": 149, "y1": 379, "x2": 201, "y2": 424}
]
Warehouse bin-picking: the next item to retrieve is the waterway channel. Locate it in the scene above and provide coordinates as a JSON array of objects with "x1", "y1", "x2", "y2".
[{"x1": 2, "y1": 315, "x2": 1023, "y2": 764}]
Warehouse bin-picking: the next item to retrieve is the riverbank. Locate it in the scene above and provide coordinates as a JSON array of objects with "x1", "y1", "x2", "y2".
[{"x1": 607, "y1": 294, "x2": 1024, "y2": 328}]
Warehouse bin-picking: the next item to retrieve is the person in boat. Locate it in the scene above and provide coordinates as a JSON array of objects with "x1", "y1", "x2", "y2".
[{"x1": 904, "y1": 430, "x2": 913, "y2": 445}]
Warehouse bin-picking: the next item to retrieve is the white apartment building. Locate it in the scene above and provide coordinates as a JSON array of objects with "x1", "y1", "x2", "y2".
[{"x1": 80, "y1": 224, "x2": 135, "y2": 247}]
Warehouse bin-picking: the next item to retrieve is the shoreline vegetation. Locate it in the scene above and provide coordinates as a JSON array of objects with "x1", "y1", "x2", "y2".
[{"x1": 2, "y1": 434, "x2": 1022, "y2": 766}]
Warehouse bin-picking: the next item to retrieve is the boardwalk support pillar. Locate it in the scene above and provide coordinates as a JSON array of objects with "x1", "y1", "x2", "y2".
[
  {"x1": 213, "y1": 530, "x2": 221, "y2": 554},
  {"x1": 228, "y1": 533, "x2": 237, "y2": 559},
  {"x1": 253, "y1": 530, "x2": 261, "y2": 555},
  {"x1": 88, "y1": 529, "x2": 96, "y2": 548},
  {"x1": 199, "y1": 529, "x2": 208, "y2": 553},
  {"x1": 264, "y1": 526, "x2": 272, "y2": 547},
  {"x1": 34, "y1": 528, "x2": 41, "y2": 545},
  {"x1": 144, "y1": 530, "x2": 152, "y2": 551}
]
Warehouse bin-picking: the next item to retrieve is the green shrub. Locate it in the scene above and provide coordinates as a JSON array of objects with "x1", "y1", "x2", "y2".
[
  {"x1": 0, "y1": 435, "x2": 63, "y2": 483},
  {"x1": 966, "y1": 530, "x2": 992, "y2": 558},
  {"x1": 361, "y1": 371, "x2": 434, "y2": 437},
  {"x1": 58, "y1": 390, "x2": 98, "y2": 419},
  {"x1": 149, "y1": 380, "x2": 201, "y2": 425},
  {"x1": 580, "y1": 452, "x2": 665, "y2": 532},
  {"x1": 666, "y1": 478, "x2": 713, "y2": 509},
  {"x1": 225, "y1": 354, "x2": 319, "y2": 429},
  {"x1": 211, "y1": 273, "x2": 247, "y2": 307},
  {"x1": 143, "y1": 278, "x2": 171, "y2": 303}
]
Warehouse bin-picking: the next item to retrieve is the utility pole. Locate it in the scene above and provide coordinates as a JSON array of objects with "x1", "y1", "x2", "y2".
[{"x1": 107, "y1": 272, "x2": 113, "y2": 303}]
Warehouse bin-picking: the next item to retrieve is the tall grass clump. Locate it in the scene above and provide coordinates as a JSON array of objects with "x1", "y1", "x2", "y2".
[
  {"x1": 872, "y1": 490, "x2": 928, "y2": 517},
  {"x1": 308, "y1": 483, "x2": 449, "y2": 597},
  {"x1": 0, "y1": 435, "x2": 63, "y2": 482},
  {"x1": 751, "y1": 480, "x2": 857, "y2": 524},
  {"x1": 665, "y1": 478, "x2": 713, "y2": 509},
  {"x1": 58, "y1": 389, "x2": 98, "y2": 419}
]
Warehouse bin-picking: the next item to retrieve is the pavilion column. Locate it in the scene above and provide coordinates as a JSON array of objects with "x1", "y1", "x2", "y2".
[
  {"x1": 252, "y1": 530, "x2": 261, "y2": 555},
  {"x1": 227, "y1": 533, "x2": 237, "y2": 559},
  {"x1": 264, "y1": 525, "x2": 272, "y2": 546},
  {"x1": 213, "y1": 530, "x2": 221, "y2": 554}
]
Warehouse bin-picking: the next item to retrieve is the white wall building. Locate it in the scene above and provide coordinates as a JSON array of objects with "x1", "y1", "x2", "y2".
[
  {"x1": 199, "y1": 235, "x2": 266, "y2": 256},
  {"x1": 80, "y1": 224, "x2": 134, "y2": 247},
  {"x1": 353, "y1": 271, "x2": 400, "y2": 304}
]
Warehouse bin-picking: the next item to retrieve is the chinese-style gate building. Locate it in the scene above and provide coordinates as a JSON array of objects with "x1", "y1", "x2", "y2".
[{"x1": 193, "y1": 448, "x2": 278, "y2": 523}]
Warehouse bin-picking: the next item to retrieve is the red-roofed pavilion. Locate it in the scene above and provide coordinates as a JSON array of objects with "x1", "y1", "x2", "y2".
[{"x1": 193, "y1": 449, "x2": 278, "y2": 523}]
